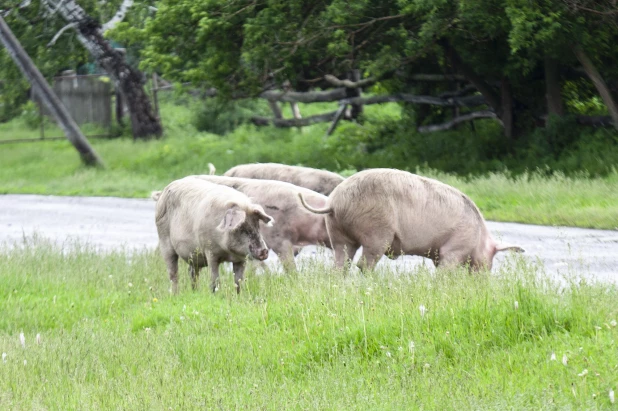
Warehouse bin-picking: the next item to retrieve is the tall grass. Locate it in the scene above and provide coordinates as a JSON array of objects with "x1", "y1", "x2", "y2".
[{"x1": 1, "y1": 240, "x2": 617, "y2": 409}]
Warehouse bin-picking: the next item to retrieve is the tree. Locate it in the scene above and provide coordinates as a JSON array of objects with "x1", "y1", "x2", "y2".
[
  {"x1": 0, "y1": 15, "x2": 103, "y2": 166},
  {"x1": 1, "y1": 0, "x2": 162, "y2": 139}
]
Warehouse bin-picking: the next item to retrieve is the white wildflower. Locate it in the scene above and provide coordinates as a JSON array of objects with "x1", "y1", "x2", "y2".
[
  {"x1": 128, "y1": 282, "x2": 133, "y2": 287},
  {"x1": 550, "y1": 352, "x2": 556, "y2": 361},
  {"x1": 562, "y1": 354, "x2": 568, "y2": 366},
  {"x1": 419, "y1": 305, "x2": 427, "y2": 318},
  {"x1": 408, "y1": 341, "x2": 415, "y2": 353},
  {"x1": 180, "y1": 316, "x2": 185, "y2": 321},
  {"x1": 2, "y1": 353, "x2": 6, "y2": 362},
  {"x1": 19, "y1": 332, "x2": 25, "y2": 348},
  {"x1": 578, "y1": 369, "x2": 588, "y2": 377},
  {"x1": 36, "y1": 333, "x2": 41, "y2": 345},
  {"x1": 514, "y1": 300, "x2": 519, "y2": 310},
  {"x1": 610, "y1": 320, "x2": 617, "y2": 328},
  {"x1": 108, "y1": 275, "x2": 113, "y2": 279},
  {"x1": 423, "y1": 363, "x2": 430, "y2": 369},
  {"x1": 386, "y1": 351, "x2": 392, "y2": 358},
  {"x1": 610, "y1": 389, "x2": 615, "y2": 404},
  {"x1": 23, "y1": 360, "x2": 27, "y2": 366}
]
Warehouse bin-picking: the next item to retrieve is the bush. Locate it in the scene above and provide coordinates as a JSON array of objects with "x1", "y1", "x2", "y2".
[{"x1": 192, "y1": 98, "x2": 270, "y2": 136}]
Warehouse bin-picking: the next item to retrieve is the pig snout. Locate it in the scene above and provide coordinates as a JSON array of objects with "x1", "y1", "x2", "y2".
[
  {"x1": 250, "y1": 242, "x2": 269, "y2": 261},
  {"x1": 257, "y1": 248, "x2": 269, "y2": 261}
]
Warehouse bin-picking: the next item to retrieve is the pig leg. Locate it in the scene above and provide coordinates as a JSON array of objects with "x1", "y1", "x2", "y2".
[
  {"x1": 160, "y1": 242, "x2": 179, "y2": 294},
  {"x1": 326, "y1": 220, "x2": 358, "y2": 269},
  {"x1": 273, "y1": 240, "x2": 296, "y2": 272},
  {"x1": 233, "y1": 262, "x2": 245, "y2": 294},
  {"x1": 332, "y1": 242, "x2": 358, "y2": 269},
  {"x1": 207, "y1": 253, "x2": 220, "y2": 293},
  {"x1": 188, "y1": 264, "x2": 200, "y2": 290},
  {"x1": 357, "y1": 241, "x2": 391, "y2": 272}
]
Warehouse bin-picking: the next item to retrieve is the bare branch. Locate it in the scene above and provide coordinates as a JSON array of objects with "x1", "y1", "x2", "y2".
[
  {"x1": 260, "y1": 88, "x2": 347, "y2": 103},
  {"x1": 101, "y1": 0, "x2": 134, "y2": 32},
  {"x1": 47, "y1": 22, "x2": 77, "y2": 46},
  {"x1": 340, "y1": 93, "x2": 486, "y2": 107},
  {"x1": 438, "y1": 85, "x2": 477, "y2": 98},
  {"x1": 417, "y1": 111, "x2": 499, "y2": 133},
  {"x1": 325, "y1": 104, "x2": 347, "y2": 136},
  {"x1": 251, "y1": 110, "x2": 341, "y2": 127},
  {"x1": 324, "y1": 74, "x2": 376, "y2": 89}
]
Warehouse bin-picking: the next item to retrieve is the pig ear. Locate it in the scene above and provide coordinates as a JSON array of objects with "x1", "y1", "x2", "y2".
[
  {"x1": 253, "y1": 207, "x2": 275, "y2": 227},
  {"x1": 218, "y1": 205, "x2": 247, "y2": 231}
]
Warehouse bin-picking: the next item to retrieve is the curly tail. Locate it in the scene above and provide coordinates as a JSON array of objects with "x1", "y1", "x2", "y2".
[
  {"x1": 298, "y1": 193, "x2": 332, "y2": 214},
  {"x1": 151, "y1": 191, "x2": 162, "y2": 201},
  {"x1": 495, "y1": 244, "x2": 525, "y2": 254}
]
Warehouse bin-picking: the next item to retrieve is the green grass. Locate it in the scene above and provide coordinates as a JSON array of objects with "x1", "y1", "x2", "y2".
[
  {"x1": 0, "y1": 240, "x2": 617, "y2": 409},
  {"x1": 0, "y1": 99, "x2": 616, "y2": 228}
]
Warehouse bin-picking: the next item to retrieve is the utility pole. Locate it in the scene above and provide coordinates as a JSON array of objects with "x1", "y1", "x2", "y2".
[{"x1": 0, "y1": 15, "x2": 103, "y2": 167}]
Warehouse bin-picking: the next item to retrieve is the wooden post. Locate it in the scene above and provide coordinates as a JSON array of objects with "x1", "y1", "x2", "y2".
[
  {"x1": 0, "y1": 16, "x2": 103, "y2": 166},
  {"x1": 347, "y1": 69, "x2": 363, "y2": 121},
  {"x1": 268, "y1": 100, "x2": 283, "y2": 119}
]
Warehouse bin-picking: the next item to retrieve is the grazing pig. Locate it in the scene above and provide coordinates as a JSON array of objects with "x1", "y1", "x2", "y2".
[
  {"x1": 190, "y1": 175, "x2": 331, "y2": 270},
  {"x1": 224, "y1": 163, "x2": 345, "y2": 196},
  {"x1": 299, "y1": 168, "x2": 524, "y2": 271},
  {"x1": 153, "y1": 176, "x2": 273, "y2": 294}
]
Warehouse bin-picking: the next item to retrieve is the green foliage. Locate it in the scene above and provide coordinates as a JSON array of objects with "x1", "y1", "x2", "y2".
[
  {"x1": 1, "y1": 241, "x2": 618, "y2": 408},
  {"x1": 192, "y1": 98, "x2": 270, "y2": 136}
]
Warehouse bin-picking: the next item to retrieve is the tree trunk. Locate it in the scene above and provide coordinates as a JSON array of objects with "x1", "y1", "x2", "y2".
[
  {"x1": 43, "y1": 0, "x2": 162, "y2": 139},
  {"x1": 573, "y1": 44, "x2": 618, "y2": 131},
  {"x1": 544, "y1": 56, "x2": 564, "y2": 117},
  {"x1": 501, "y1": 77, "x2": 513, "y2": 140},
  {"x1": 0, "y1": 15, "x2": 103, "y2": 166}
]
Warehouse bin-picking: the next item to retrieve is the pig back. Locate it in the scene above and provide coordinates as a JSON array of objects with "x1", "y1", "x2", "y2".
[
  {"x1": 224, "y1": 163, "x2": 344, "y2": 195},
  {"x1": 192, "y1": 175, "x2": 330, "y2": 245},
  {"x1": 329, "y1": 169, "x2": 485, "y2": 252}
]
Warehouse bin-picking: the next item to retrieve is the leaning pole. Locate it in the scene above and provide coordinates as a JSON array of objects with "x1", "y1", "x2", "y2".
[{"x1": 0, "y1": 15, "x2": 104, "y2": 167}]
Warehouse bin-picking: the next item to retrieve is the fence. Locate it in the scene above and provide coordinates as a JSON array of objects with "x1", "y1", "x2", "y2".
[{"x1": 1, "y1": 73, "x2": 115, "y2": 144}]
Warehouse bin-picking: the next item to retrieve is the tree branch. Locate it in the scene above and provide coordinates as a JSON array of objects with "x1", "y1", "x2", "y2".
[
  {"x1": 251, "y1": 110, "x2": 340, "y2": 127},
  {"x1": 47, "y1": 22, "x2": 77, "y2": 46},
  {"x1": 340, "y1": 93, "x2": 486, "y2": 107},
  {"x1": 323, "y1": 74, "x2": 376, "y2": 89},
  {"x1": 101, "y1": 0, "x2": 133, "y2": 32},
  {"x1": 259, "y1": 88, "x2": 347, "y2": 103},
  {"x1": 417, "y1": 111, "x2": 500, "y2": 133}
]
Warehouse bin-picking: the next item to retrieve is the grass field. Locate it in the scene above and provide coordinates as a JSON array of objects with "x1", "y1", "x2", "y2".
[
  {"x1": 0, "y1": 240, "x2": 617, "y2": 409},
  {"x1": 0, "y1": 99, "x2": 617, "y2": 229}
]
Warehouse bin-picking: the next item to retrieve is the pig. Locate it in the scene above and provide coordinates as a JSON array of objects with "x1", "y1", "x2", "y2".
[
  {"x1": 223, "y1": 163, "x2": 345, "y2": 196},
  {"x1": 298, "y1": 168, "x2": 524, "y2": 272},
  {"x1": 189, "y1": 175, "x2": 331, "y2": 270},
  {"x1": 153, "y1": 176, "x2": 274, "y2": 294}
]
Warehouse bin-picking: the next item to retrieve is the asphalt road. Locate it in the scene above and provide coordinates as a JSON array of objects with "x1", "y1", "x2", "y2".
[{"x1": 1, "y1": 194, "x2": 617, "y2": 283}]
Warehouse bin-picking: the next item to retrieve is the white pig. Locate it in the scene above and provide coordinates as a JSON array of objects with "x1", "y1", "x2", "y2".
[
  {"x1": 189, "y1": 175, "x2": 331, "y2": 270},
  {"x1": 224, "y1": 163, "x2": 345, "y2": 195},
  {"x1": 299, "y1": 168, "x2": 524, "y2": 271},
  {"x1": 153, "y1": 177, "x2": 273, "y2": 293}
]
